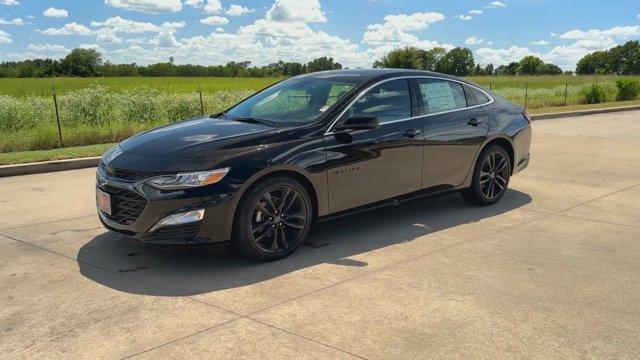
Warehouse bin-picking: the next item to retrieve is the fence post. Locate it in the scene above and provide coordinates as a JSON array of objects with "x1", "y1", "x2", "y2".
[
  {"x1": 52, "y1": 85, "x2": 64, "y2": 147},
  {"x1": 564, "y1": 83, "x2": 568, "y2": 106},
  {"x1": 489, "y1": 82, "x2": 492, "y2": 91},
  {"x1": 198, "y1": 86, "x2": 205, "y2": 116},
  {"x1": 524, "y1": 82, "x2": 528, "y2": 110}
]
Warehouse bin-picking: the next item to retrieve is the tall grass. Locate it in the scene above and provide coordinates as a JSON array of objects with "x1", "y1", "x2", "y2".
[
  {"x1": 0, "y1": 77, "x2": 280, "y2": 97},
  {"x1": 0, "y1": 85, "x2": 253, "y2": 152}
]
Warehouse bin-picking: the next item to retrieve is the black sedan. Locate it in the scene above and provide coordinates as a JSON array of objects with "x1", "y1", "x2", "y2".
[{"x1": 96, "y1": 69, "x2": 531, "y2": 261}]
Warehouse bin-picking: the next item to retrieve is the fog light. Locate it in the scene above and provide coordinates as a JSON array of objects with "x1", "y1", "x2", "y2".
[{"x1": 149, "y1": 209, "x2": 204, "y2": 232}]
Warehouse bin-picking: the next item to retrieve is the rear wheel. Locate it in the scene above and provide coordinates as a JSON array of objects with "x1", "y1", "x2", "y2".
[
  {"x1": 462, "y1": 145, "x2": 511, "y2": 206},
  {"x1": 233, "y1": 177, "x2": 312, "y2": 261}
]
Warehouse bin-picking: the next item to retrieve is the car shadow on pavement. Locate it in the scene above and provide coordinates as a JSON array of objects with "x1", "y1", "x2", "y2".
[{"x1": 77, "y1": 189, "x2": 532, "y2": 297}]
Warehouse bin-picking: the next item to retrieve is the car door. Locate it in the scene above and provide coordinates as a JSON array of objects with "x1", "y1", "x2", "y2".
[
  {"x1": 414, "y1": 78, "x2": 490, "y2": 189},
  {"x1": 323, "y1": 78, "x2": 424, "y2": 213}
]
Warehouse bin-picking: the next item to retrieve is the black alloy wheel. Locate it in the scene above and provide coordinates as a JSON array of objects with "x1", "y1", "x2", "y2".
[
  {"x1": 233, "y1": 177, "x2": 312, "y2": 261},
  {"x1": 479, "y1": 150, "x2": 509, "y2": 200},
  {"x1": 462, "y1": 145, "x2": 511, "y2": 205}
]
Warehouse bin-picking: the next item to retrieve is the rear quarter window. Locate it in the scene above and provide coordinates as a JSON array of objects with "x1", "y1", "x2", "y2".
[{"x1": 471, "y1": 87, "x2": 491, "y2": 105}]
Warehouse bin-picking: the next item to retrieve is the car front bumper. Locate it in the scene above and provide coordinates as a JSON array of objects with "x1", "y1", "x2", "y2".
[{"x1": 96, "y1": 163, "x2": 237, "y2": 245}]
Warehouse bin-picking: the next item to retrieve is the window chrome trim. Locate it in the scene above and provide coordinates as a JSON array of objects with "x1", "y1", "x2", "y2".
[{"x1": 324, "y1": 75, "x2": 495, "y2": 135}]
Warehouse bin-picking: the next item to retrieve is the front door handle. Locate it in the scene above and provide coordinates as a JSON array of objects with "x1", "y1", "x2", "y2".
[
  {"x1": 403, "y1": 129, "x2": 422, "y2": 138},
  {"x1": 467, "y1": 118, "x2": 482, "y2": 127}
]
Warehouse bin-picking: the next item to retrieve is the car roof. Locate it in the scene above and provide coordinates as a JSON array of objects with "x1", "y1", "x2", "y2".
[{"x1": 298, "y1": 68, "x2": 464, "y2": 84}]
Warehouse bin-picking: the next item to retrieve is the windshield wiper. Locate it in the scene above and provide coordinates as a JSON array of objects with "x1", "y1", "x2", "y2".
[{"x1": 231, "y1": 117, "x2": 276, "y2": 127}]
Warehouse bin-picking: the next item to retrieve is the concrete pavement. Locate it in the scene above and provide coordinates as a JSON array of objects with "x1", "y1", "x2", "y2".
[{"x1": 1, "y1": 110, "x2": 640, "y2": 359}]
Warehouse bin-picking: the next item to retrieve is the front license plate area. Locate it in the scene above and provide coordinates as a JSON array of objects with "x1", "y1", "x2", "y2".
[{"x1": 96, "y1": 188, "x2": 112, "y2": 216}]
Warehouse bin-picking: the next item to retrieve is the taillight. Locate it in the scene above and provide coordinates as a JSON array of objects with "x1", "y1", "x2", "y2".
[{"x1": 522, "y1": 111, "x2": 531, "y2": 122}]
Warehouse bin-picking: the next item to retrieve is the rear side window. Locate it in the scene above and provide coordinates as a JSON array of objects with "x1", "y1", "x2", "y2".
[
  {"x1": 346, "y1": 79, "x2": 412, "y2": 124},
  {"x1": 416, "y1": 79, "x2": 467, "y2": 114},
  {"x1": 471, "y1": 87, "x2": 491, "y2": 104}
]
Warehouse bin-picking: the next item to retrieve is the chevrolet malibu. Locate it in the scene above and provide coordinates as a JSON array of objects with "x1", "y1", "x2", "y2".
[{"x1": 96, "y1": 69, "x2": 531, "y2": 261}]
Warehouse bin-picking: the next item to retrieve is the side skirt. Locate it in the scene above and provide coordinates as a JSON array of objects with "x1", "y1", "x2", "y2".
[{"x1": 316, "y1": 185, "x2": 459, "y2": 223}]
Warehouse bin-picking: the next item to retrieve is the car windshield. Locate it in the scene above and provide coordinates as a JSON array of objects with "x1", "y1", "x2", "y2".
[{"x1": 223, "y1": 76, "x2": 361, "y2": 125}]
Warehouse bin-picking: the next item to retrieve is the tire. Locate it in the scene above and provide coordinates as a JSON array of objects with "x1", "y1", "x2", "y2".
[
  {"x1": 462, "y1": 144, "x2": 511, "y2": 206},
  {"x1": 232, "y1": 176, "x2": 313, "y2": 261}
]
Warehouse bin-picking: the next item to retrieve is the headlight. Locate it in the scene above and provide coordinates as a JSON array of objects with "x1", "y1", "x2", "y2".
[{"x1": 146, "y1": 168, "x2": 230, "y2": 189}]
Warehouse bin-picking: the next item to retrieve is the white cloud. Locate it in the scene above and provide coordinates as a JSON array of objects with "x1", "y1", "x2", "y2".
[
  {"x1": 200, "y1": 16, "x2": 229, "y2": 26},
  {"x1": 97, "y1": 33, "x2": 122, "y2": 44},
  {"x1": 40, "y1": 22, "x2": 93, "y2": 36},
  {"x1": 266, "y1": 0, "x2": 326, "y2": 23},
  {"x1": 27, "y1": 43, "x2": 70, "y2": 53},
  {"x1": 91, "y1": 17, "x2": 163, "y2": 33},
  {"x1": 363, "y1": 12, "x2": 445, "y2": 44},
  {"x1": 162, "y1": 21, "x2": 186, "y2": 29},
  {"x1": 203, "y1": 0, "x2": 222, "y2": 14},
  {"x1": 457, "y1": 15, "x2": 472, "y2": 21},
  {"x1": 469, "y1": 9, "x2": 483, "y2": 15},
  {"x1": 530, "y1": 40, "x2": 549, "y2": 45},
  {"x1": 43, "y1": 7, "x2": 68, "y2": 18},
  {"x1": 560, "y1": 26, "x2": 640, "y2": 40},
  {"x1": 0, "y1": 29, "x2": 11, "y2": 43},
  {"x1": 105, "y1": 0, "x2": 182, "y2": 14},
  {"x1": 487, "y1": 1, "x2": 506, "y2": 9},
  {"x1": 79, "y1": 43, "x2": 105, "y2": 52},
  {"x1": 0, "y1": 0, "x2": 19, "y2": 5},
  {"x1": 184, "y1": 0, "x2": 203, "y2": 7},
  {"x1": 107, "y1": 0, "x2": 370, "y2": 68},
  {"x1": 550, "y1": 32, "x2": 557, "y2": 37},
  {"x1": 465, "y1": 37, "x2": 485, "y2": 45},
  {"x1": 476, "y1": 46, "x2": 534, "y2": 65},
  {"x1": 226, "y1": 4, "x2": 255, "y2": 16},
  {"x1": 475, "y1": 25, "x2": 640, "y2": 70},
  {"x1": 0, "y1": 17, "x2": 24, "y2": 25}
]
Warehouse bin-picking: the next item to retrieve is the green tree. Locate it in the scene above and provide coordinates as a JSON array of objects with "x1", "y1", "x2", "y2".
[
  {"x1": 306, "y1": 57, "x2": 342, "y2": 73},
  {"x1": 539, "y1": 63, "x2": 563, "y2": 75},
  {"x1": 60, "y1": 48, "x2": 102, "y2": 77},
  {"x1": 373, "y1": 47, "x2": 421, "y2": 69},
  {"x1": 518, "y1": 55, "x2": 544, "y2": 75},
  {"x1": 436, "y1": 47, "x2": 474, "y2": 76},
  {"x1": 485, "y1": 63, "x2": 494, "y2": 75},
  {"x1": 418, "y1": 47, "x2": 447, "y2": 71}
]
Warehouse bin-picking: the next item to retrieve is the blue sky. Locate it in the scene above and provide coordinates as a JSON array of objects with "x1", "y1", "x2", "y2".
[{"x1": 0, "y1": 0, "x2": 639, "y2": 70}]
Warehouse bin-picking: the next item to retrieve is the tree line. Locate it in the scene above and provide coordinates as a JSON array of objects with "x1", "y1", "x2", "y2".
[
  {"x1": 372, "y1": 46, "x2": 564, "y2": 76},
  {"x1": 576, "y1": 40, "x2": 640, "y2": 75},
  {"x1": 2, "y1": 40, "x2": 639, "y2": 78},
  {"x1": 0, "y1": 48, "x2": 343, "y2": 78}
]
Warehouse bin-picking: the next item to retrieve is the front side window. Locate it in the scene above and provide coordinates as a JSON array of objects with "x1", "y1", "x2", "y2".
[
  {"x1": 416, "y1": 79, "x2": 467, "y2": 114},
  {"x1": 226, "y1": 77, "x2": 360, "y2": 125},
  {"x1": 345, "y1": 79, "x2": 412, "y2": 124}
]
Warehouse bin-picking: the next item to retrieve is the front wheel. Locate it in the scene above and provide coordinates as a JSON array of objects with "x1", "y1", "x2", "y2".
[
  {"x1": 232, "y1": 177, "x2": 313, "y2": 261},
  {"x1": 462, "y1": 145, "x2": 511, "y2": 206}
]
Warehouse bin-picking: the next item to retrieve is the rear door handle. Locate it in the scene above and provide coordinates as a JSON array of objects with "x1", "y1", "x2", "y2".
[
  {"x1": 467, "y1": 118, "x2": 482, "y2": 126},
  {"x1": 403, "y1": 129, "x2": 422, "y2": 138}
]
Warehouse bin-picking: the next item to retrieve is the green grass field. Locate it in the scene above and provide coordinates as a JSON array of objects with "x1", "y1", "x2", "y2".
[
  {"x1": 0, "y1": 77, "x2": 281, "y2": 97},
  {"x1": 1, "y1": 75, "x2": 639, "y2": 97},
  {"x1": 466, "y1": 75, "x2": 640, "y2": 89}
]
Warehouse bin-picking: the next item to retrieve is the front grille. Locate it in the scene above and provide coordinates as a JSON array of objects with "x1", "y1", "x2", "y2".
[
  {"x1": 103, "y1": 185, "x2": 148, "y2": 225},
  {"x1": 151, "y1": 222, "x2": 201, "y2": 244},
  {"x1": 102, "y1": 163, "x2": 160, "y2": 182}
]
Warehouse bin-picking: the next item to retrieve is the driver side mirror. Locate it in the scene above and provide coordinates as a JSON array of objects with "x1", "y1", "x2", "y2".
[{"x1": 333, "y1": 115, "x2": 379, "y2": 132}]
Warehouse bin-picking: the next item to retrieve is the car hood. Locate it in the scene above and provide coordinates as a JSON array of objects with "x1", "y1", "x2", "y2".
[
  {"x1": 109, "y1": 116, "x2": 277, "y2": 172},
  {"x1": 120, "y1": 116, "x2": 272, "y2": 155}
]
